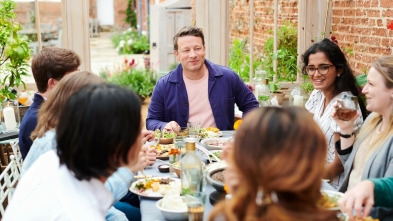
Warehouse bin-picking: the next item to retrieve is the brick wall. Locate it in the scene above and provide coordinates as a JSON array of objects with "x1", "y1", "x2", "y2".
[
  {"x1": 226, "y1": 0, "x2": 393, "y2": 76},
  {"x1": 331, "y1": 0, "x2": 393, "y2": 75},
  {"x1": 229, "y1": 0, "x2": 298, "y2": 58}
]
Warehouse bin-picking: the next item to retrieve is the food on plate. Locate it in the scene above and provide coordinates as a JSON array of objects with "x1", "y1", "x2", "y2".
[
  {"x1": 211, "y1": 170, "x2": 225, "y2": 183},
  {"x1": 200, "y1": 128, "x2": 222, "y2": 138},
  {"x1": 317, "y1": 191, "x2": 341, "y2": 209},
  {"x1": 206, "y1": 127, "x2": 220, "y2": 132},
  {"x1": 133, "y1": 177, "x2": 181, "y2": 196},
  {"x1": 209, "y1": 151, "x2": 222, "y2": 160},
  {"x1": 160, "y1": 193, "x2": 187, "y2": 212},
  {"x1": 151, "y1": 144, "x2": 175, "y2": 158}
]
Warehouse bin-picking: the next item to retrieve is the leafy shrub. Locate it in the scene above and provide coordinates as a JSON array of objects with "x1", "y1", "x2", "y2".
[
  {"x1": 229, "y1": 38, "x2": 261, "y2": 82},
  {"x1": 104, "y1": 59, "x2": 156, "y2": 99},
  {"x1": 262, "y1": 21, "x2": 298, "y2": 83},
  {"x1": 112, "y1": 29, "x2": 149, "y2": 54}
]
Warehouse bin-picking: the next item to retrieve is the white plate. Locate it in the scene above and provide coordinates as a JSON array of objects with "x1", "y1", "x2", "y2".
[
  {"x1": 200, "y1": 138, "x2": 230, "y2": 150},
  {"x1": 201, "y1": 150, "x2": 223, "y2": 162},
  {"x1": 130, "y1": 177, "x2": 181, "y2": 199},
  {"x1": 320, "y1": 190, "x2": 344, "y2": 211}
]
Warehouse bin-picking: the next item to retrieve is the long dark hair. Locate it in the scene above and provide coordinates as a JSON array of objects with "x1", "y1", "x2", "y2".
[
  {"x1": 57, "y1": 83, "x2": 142, "y2": 180},
  {"x1": 302, "y1": 38, "x2": 367, "y2": 119}
]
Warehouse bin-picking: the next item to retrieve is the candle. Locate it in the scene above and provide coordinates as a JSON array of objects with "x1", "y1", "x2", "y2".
[
  {"x1": 3, "y1": 106, "x2": 17, "y2": 130},
  {"x1": 293, "y1": 95, "x2": 304, "y2": 107}
]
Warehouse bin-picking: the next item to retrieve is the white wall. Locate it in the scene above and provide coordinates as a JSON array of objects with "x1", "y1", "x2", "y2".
[{"x1": 97, "y1": 0, "x2": 114, "y2": 25}]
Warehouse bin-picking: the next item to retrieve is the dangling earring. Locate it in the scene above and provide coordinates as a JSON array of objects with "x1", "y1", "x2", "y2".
[
  {"x1": 256, "y1": 188, "x2": 263, "y2": 206},
  {"x1": 337, "y1": 74, "x2": 341, "y2": 78}
]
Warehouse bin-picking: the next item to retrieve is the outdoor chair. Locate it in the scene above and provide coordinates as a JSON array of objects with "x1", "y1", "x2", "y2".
[{"x1": 0, "y1": 154, "x2": 21, "y2": 216}]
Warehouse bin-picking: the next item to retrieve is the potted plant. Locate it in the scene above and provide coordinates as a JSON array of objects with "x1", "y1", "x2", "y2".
[{"x1": 0, "y1": 0, "x2": 31, "y2": 100}]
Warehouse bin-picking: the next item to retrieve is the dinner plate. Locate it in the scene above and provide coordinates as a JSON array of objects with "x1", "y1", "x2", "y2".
[
  {"x1": 200, "y1": 138, "x2": 229, "y2": 150},
  {"x1": 130, "y1": 177, "x2": 181, "y2": 199},
  {"x1": 319, "y1": 190, "x2": 344, "y2": 211}
]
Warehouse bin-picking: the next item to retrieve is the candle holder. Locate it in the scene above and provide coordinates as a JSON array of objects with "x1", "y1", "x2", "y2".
[
  {"x1": 289, "y1": 86, "x2": 307, "y2": 107},
  {"x1": 1, "y1": 100, "x2": 20, "y2": 132}
]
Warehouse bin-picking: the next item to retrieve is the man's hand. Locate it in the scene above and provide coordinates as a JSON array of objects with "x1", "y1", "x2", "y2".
[
  {"x1": 142, "y1": 130, "x2": 155, "y2": 144},
  {"x1": 164, "y1": 121, "x2": 181, "y2": 134},
  {"x1": 338, "y1": 180, "x2": 375, "y2": 221}
]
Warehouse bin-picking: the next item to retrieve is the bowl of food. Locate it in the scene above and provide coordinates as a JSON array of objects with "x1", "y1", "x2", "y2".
[
  {"x1": 206, "y1": 167, "x2": 226, "y2": 193},
  {"x1": 156, "y1": 195, "x2": 188, "y2": 221},
  {"x1": 202, "y1": 150, "x2": 223, "y2": 162},
  {"x1": 317, "y1": 190, "x2": 344, "y2": 211},
  {"x1": 201, "y1": 138, "x2": 230, "y2": 150},
  {"x1": 155, "y1": 129, "x2": 175, "y2": 144}
]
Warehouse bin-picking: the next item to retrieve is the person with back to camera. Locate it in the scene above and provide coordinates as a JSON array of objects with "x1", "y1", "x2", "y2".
[
  {"x1": 209, "y1": 107, "x2": 339, "y2": 221},
  {"x1": 333, "y1": 56, "x2": 393, "y2": 220},
  {"x1": 4, "y1": 83, "x2": 146, "y2": 220},
  {"x1": 146, "y1": 26, "x2": 258, "y2": 133},
  {"x1": 303, "y1": 38, "x2": 367, "y2": 189},
  {"x1": 20, "y1": 71, "x2": 156, "y2": 221},
  {"x1": 19, "y1": 47, "x2": 81, "y2": 159}
]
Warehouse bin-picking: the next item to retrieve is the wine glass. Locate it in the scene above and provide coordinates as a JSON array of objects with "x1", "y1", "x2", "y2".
[{"x1": 336, "y1": 94, "x2": 358, "y2": 121}]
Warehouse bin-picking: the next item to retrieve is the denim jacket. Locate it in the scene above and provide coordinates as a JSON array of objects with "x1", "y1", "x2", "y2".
[
  {"x1": 146, "y1": 59, "x2": 259, "y2": 130},
  {"x1": 21, "y1": 130, "x2": 131, "y2": 221}
]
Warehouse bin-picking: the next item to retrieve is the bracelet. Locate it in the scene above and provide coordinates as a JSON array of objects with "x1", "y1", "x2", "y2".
[{"x1": 338, "y1": 131, "x2": 355, "y2": 138}]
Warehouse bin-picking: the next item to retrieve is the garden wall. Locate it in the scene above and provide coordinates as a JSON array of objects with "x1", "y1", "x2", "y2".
[{"x1": 226, "y1": 0, "x2": 393, "y2": 76}]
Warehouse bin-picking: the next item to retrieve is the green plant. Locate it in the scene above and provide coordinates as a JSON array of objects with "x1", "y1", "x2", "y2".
[
  {"x1": 0, "y1": 0, "x2": 31, "y2": 99},
  {"x1": 229, "y1": 38, "x2": 261, "y2": 82},
  {"x1": 112, "y1": 29, "x2": 149, "y2": 55},
  {"x1": 261, "y1": 21, "x2": 298, "y2": 83},
  {"x1": 169, "y1": 62, "x2": 178, "y2": 71},
  {"x1": 125, "y1": 0, "x2": 137, "y2": 28},
  {"x1": 105, "y1": 59, "x2": 156, "y2": 99}
]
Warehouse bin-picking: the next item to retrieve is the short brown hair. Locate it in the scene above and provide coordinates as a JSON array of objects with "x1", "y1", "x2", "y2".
[
  {"x1": 173, "y1": 26, "x2": 205, "y2": 51},
  {"x1": 31, "y1": 47, "x2": 81, "y2": 93},
  {"x1": 31, "y1": 71, "x2": 104, "y2": 141}
]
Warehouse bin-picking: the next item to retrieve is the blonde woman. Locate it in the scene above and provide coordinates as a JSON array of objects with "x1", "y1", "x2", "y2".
[{"x1": 334, "y1": 56, "x2": 393, "y2": 220}]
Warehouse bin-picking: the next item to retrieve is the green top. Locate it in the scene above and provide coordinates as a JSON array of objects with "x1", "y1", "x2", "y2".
[{"x1": 370, "y1": 177, "x2": 393, "y2": 207}]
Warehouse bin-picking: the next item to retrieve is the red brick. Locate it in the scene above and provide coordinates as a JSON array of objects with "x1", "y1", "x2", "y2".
[
  {"x1": 333, "y1": 9, "x2": 344, "y2": 16},
  {"x1": 371, "y1": 0, "x2": 379, "y2": 7},
  {"x1": 356, "y1": 9, "x2": 365, "y2": 17},
  {"x1": 367, "y1": 9, "x2": 381, "y2": 17},
  {"x1": 382, "y1": 38, "x2": 390, "y2": 46},
  {"x1": 360, "y1": 36, "x2": 381, "y2": 46},
  {"x1": 377, "y1": 19, "x2": 384, "y2": 27},
  {"x1": 344, "y1": 9, "x2": 356, "y2": 16},
  {"x1": 373, "y1": 28, "x2": 388, "y2": 37},
  {"x1": 381, "y1": 0, "x2": 393, "y2": 8},
  {"x1": 383, "y1": 9, "x2": 393, "y2": 17}
]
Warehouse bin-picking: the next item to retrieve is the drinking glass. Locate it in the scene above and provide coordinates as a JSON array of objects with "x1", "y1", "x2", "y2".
[
  {"x1": 185, "y1": 193, "x2": 206, "y2": 221},
  {"x1": 186, "y1": 122, "x2": 201, "y2": 142},
  {"x1": 336, "y1": 94, "x2": 358, "y2": 121}
]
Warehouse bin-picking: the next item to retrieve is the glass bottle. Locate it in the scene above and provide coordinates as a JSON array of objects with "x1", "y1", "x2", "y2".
[
  {"x1": 255, "y1": 78, "x2": 270, "y2": 107},
  {"x1": 181, "y1": 140, "x2": 203, "y2": 196}
]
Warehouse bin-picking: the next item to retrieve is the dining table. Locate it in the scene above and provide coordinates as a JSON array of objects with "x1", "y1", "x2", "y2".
[{"x1": 135, "y1": 131, "x2": 337, "y2": 221}]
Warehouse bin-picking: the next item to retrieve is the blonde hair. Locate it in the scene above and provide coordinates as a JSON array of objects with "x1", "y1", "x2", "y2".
[
  {"x1": 209, "y1": 107, "x2": 338, "y2": 221},
  {"x1": 30, "y1": 71, "x2": 105, "y2": 140},
  {"x1": 357, "y1": 56, "x2": 393, "y2": 153}
]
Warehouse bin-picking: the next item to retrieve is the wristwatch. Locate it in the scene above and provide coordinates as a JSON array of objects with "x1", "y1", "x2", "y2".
[{"x1": 338, "y1": 131, "x2": 355, "y2": 138}]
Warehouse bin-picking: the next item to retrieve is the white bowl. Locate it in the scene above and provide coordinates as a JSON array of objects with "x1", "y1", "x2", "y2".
[
  {"x1": 156, "y1": 198, "x2": 188, "y2": 221},
  {"x1": 200, "y1": 138, "x2": 229, "y2": 150}
]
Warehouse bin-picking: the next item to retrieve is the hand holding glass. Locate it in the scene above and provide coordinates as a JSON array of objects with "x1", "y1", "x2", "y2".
[{"x1": 336, "y1": 95, "x2": 358, "y2": 121}]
